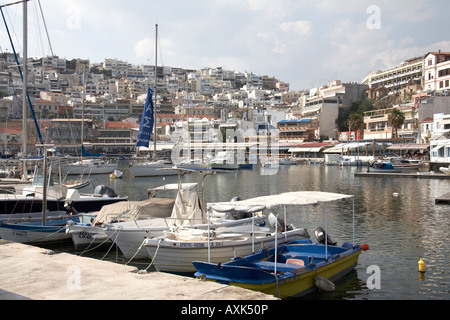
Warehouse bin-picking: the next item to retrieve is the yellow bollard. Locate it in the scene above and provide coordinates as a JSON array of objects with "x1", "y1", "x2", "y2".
[{"x1": 418, "y1": 258, "x2": 426, "y2": 273}]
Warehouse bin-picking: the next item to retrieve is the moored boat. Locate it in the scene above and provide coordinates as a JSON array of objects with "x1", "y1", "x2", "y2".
[
  {"x1": 192, "y1": 190, "x2": 367, "y2": 299},
  {"x1": 193, "y1": 239, "x2": 366, "y2": 299}
]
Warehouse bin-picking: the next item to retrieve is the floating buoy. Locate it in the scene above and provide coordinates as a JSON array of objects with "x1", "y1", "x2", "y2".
[
  {"x1": 418, "y1": 258, "x2": 426, "y2": 273},
  {"x1": 393, "y1": 193, "x2": 399, "y2": 197},
  {"x1": 110, "y1": 173, "x2": 117, "y2": 179},
  {"x1": 361, "y1": 243, "x2": 369, "y2": 251},
  {"x1": 314, "y1": 276, "x2": 335, "y2": 292}
]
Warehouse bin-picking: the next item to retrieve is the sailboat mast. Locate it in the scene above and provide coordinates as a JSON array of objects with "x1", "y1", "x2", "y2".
[
  {"x1": 153, "y1": 24, "x2": 158, "y2": 158},
  {"x1": 22, "y1": 0, "x2": 28, "y2": 179}
]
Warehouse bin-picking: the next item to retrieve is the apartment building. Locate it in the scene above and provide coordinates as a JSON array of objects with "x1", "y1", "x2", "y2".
[
  {"x1": 362, "y1": 56, "x2": 423, "y2": 94},
  {"x1": 278, "y1": 119, "x2": 318, "y2": 141},
  {"x1": 423, "y1": 51, "x2": 450, "y2": 92},
  {"x1": 299, "y1": 81, "x2": 369, "y2": 140}
]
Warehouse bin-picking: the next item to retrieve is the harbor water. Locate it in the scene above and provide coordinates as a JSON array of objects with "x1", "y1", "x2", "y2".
[{"x1": 52, "y1": 161, "x2": 449, "y2": 300}]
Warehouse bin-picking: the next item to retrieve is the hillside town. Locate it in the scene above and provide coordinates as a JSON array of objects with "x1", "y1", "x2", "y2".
[{"x1": 1, "y1": 51, "x2": 450, "y2": 166}]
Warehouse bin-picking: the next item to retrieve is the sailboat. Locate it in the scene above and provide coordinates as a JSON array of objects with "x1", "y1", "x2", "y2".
[
  {"x1": 60, "y1": 69, "x2": 117, "y2": 176},
  {"x1": 0, "y1": 145, "x2": 82, "y2": 245},
  {"x1": 129, "y1": 25, "x2": 178, "y2": 178}
]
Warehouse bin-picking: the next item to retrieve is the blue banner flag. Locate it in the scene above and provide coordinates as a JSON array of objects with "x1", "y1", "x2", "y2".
[{"x1": 136, "y1": 87, "x2": 155, "y2": 148}]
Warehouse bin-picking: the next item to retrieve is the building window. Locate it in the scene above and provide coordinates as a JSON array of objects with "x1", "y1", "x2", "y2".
[
  {"x1": 440, "y1": 81, "x2": 444, "y2": 89},
  {"x1": 428, "y1": 59, "x2": 433, "y2": 66}
]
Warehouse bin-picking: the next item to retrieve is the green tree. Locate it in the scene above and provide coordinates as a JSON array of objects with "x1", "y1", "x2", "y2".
[
  {"x1": 388, "y1": 108, "x2": 405, "y2": 139},
  {"x1": 347, "y1": 113, "x2": 365, "y2": 137}
]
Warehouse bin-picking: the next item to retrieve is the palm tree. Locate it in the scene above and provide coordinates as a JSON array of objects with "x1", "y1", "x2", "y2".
[
  {"x1": 388, "y1": 108, "x2": 405, "y2": 139},
  {"x1": 347, "y1": 113, "x2": 364, "y2": 140}
]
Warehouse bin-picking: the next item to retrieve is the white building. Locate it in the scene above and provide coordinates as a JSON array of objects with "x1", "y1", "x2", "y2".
[
  {"x1": 362, "y1": 56, "x2": 423, "y2": 94},
  {"x1": 430, "y1": 138, "x2": 450, "y2": 163},
  {"x1": 423, "y1": 51, "x2": 450, "y2": 92},
  {"x1": 299, "y1": 81, "x2": 368, "y2": 140}
]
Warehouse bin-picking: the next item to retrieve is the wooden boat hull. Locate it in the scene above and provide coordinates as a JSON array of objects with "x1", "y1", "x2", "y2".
[
  {"x1": 193, "y1": 241, "x2": 362, "y2": 299},
  {"x1": 227, "y1": 250, "x2": 360, "y2": 299}
]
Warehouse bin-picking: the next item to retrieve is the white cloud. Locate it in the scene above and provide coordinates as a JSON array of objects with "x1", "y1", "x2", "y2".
[{"x1": 280, "y1": 21, "x2": 312, "y2": 37}]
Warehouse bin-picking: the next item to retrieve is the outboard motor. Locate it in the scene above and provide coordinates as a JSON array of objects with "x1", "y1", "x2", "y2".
[
  {"x1": 314, "y1": 227, "x2": 337, "y2": 246},
  {"x1": 94, "y1": 185, "x2": 118, "y2": 198},
  {"x1": 64, "y1": 201, "x2": 79, "y2": 216},
  {"x1": 268, "y1": 213, "x2": 293, "y2": 232}
]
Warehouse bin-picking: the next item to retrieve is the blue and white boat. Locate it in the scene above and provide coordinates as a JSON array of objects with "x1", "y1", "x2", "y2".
[
  {"x1": 367, "y1": 161, "x2": 402, "y2": 173},
  {"x1": 192, "y1": 191, "x2": 369, "y2": 299},
  {"x1": 0, "y1": 216, "x2": 80, "y2": 244},
  {"x1": 193, "y1": 239, "x2": 366, "y2": 299}
]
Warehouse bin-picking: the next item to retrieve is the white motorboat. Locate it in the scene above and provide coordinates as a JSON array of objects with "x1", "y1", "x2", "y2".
[
  {"x1": 388, "y1": 157, "x2": 423, "y2": 170},
  {"x1": 208, "y1": 151, "x2": 239, "y2": 170},
  {"x1": 0, "y1": 163, "x2": 127, "y2": 220},
  {"x1": 102, "y1": 182, "x2": 204, "y2": 260},
  {"x1": 129, "y1": 160, "x2": 179, "y2": 177},
  {"x1": 144, "y1": 225, "x2": 309, "y2": 274},
  {"x1": 439, "y1": 166, "x2": 450, "y2": 175},
  {"x1": 279, "y1": 157, "x2": 297, "y2": 166},
  {"x1": 61, "y1": 159, "x2": 118, "y2": 175},
  {"x1": 66, "y1": 196, "x2": 175, "y2": 251}
]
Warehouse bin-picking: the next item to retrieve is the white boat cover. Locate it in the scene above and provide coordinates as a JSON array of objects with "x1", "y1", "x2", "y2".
[
  {"x1": 168, "y1": 187, "x2": 204, "y2": 227},
  {"x1": 207, "y1": 191, "x2": 354, "y2": 213},
  {"x1": 92, "y1": 198, "x2": 175, "y2": 225}
]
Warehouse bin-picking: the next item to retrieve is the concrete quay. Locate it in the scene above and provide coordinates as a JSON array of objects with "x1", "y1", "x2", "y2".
[{"x1": 0, "y1": 240, "x2": 276, "y2": 301}]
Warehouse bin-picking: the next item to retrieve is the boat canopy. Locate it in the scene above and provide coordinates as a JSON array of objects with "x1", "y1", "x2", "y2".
[
  {"x1": 323, "y1": 142, "x2": 374, "y2": 153},
  {"x1": 207, "y1": 191, "x2": 354, "y2": 213},
  {"x1": 92, "y1": 198, "x2": 175, "y2": 225}
]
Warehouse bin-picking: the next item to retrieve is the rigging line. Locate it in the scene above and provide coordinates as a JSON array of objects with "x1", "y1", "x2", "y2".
[
  {"x1": 32, "y1": 0, "x2": 44, "y2": 58},
  {"x1": 0, "y1": 6, "x2": 44, "y2": 144},
  {"x1": 0, "y1": 0, "x2": 30, "y2": 9},
  {"x1": 1, "y1": 0, "x2": 22, "y2": 54},
  {"x1": 37, "y1": 0, "x2": 53, "y2": 56}
]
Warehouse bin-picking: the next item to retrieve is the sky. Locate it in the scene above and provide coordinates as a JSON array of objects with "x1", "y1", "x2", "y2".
[{"x1": 1, "y1": 0, "x2": 450, "y2": 91}]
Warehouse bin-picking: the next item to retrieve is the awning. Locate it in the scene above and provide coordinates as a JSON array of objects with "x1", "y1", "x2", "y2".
[
  {"x1": 387, "y1": 144, "x2": 430, "y2": 151},
  {"x1": 289, "y1": 147, "x2": 324, "y2": 153},
  {"x1": 323, "y1": 142, "x2": 372, "y2": 153},
  {"x1": 208, "y1": 191, "x2": 354, "y2": 212},
  {"x1": 431, "y1": 145, "x2": 444, "y2": 152}
]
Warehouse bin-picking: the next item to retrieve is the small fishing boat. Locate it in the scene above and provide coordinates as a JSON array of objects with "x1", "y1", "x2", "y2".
[
  {"x1": 279, "y1": 157, "x2": 297, "y2": 166},
  {"x1": 367, "y1": 161, "x2": 402, "y2": 173},
  {"x1": 194, "y1": 239, "x2": 367, "y2": 299},
  {"x1": 191, "y1": 190, "x2": 367, "y2": 299},
  {"x1": 439, "y1": 166, "x2": 450, "y2": 175}
]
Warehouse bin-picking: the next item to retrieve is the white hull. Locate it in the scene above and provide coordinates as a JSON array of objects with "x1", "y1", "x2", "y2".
[
  {"x1": 144, "y1": 229, "x2": 309, "y2": 274},
  {"x1": 66, "y1": 224, "x2": 112, "y2": 250},
  {"x1": 440, "y1": 167, "x2": 450, "y2": 175},
  {"x1": 104, "y1": 219, "x2": 169, "y2": 260},
  {"x1": 129, "y1": 161, "x2": 179, "y2": 177},
  {"x1": 61, "y1": 160, "x2": 117, "y2": 175}
]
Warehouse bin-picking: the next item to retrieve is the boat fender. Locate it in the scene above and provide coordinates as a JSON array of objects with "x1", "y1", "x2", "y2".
[{"x1": 315, "y1": 276, "x2": 335, "y2": 292}]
